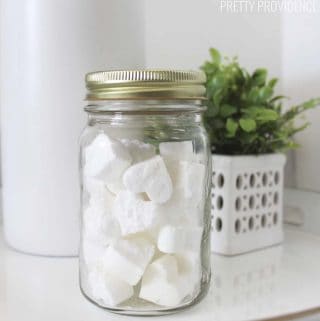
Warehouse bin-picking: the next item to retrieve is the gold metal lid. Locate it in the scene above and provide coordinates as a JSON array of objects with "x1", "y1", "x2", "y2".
[{"x1": 85, "y1": 69, "x2": 206, "y2": 100}]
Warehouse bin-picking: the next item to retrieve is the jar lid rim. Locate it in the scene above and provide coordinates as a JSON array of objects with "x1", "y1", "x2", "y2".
[{"x1": 85, "y1": 69, "x2": 206, "y2": 100}]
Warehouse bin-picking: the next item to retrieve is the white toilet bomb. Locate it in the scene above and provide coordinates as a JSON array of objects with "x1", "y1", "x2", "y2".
[
  {"x1": 84, "y1": 133, "x2": 132, "y2": 184},
  {"x1": 155, "y1": 192, "x2": 203, "y2": 227},
  {"x1": 176, "y1": 161, "x2": 205, "y2": 202},
  {"x1": 102, "y1": 238, "x2": 155, "y2": 285},
  {"x1": 113, "y1": 190, "x2": 159, "y2": 236},
  {"x1": 123, "y1": 155, "x2": 173, "y2": 204},
  {"x1": 157, "y1": 225, "x2": 203, "y2": 254},
  {"x1": 155, "y1": 160, "x2": 205, "y2": 225},
  {"x1": 82, "y1": 239, "x2": 106, "y2": 267},
  {"x1": 139, "y1": 255, "x2": 186, "y2": 307},
  {"x1": 159, "y1": 141, "x2": 205, "y2": 193},
  {"x1": 176, "y1": 252, "x2": 202, "y2": 296},
  {"x1": 88, "y1": 267, "x2": 133, "y2": 306},
  {"x1": 83, "y1": 177, "x2": 106, "y2": 198},
  {"x1": 83, "y1": 205, "x2": 120, "y2": 246},
  {"x1": 120, "y1": 139, "x2": 156, "y2": 163},
  {"x1": 104, "y1": 140, "x2": 156, "y2": 194},
  {"x1": 106, "y1": 181, "x2": 123, "y2": 195},
  {"x1": 159, "y1": 141, "x2": 194, "y2": 161},
  {"x1": 84, "y1": 177, "x2": 116, "y2": 210}
]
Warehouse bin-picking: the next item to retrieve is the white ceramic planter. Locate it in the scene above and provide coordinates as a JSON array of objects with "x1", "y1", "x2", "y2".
[{"x1": 211, "y1": 154, "x2": 286, "y2": 256}]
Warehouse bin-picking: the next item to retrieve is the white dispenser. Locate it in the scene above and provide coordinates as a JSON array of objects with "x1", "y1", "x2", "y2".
[{"x1": 0, "y1": 0, "x2": 145, "y2": 256}]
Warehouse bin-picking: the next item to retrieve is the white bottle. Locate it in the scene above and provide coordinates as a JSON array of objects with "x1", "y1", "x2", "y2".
[{"x1": 0, "y1": 0, "x2": 144, "y2": 256}]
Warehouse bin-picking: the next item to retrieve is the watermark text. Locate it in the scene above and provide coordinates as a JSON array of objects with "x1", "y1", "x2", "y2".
[{"x1": 220, "y1": 0, "x2": 318, "y2": 13}]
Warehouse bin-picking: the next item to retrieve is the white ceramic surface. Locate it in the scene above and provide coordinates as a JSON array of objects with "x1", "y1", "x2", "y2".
[
  {"x1": 0, "y1": 222, "x2": 319, "y2": 321},
  {"x1": 211, "y1": 154, "x2": 286, "y2": 255}
]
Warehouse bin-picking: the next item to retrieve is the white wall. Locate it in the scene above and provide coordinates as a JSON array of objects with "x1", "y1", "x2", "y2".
[
  {"x1": 282, "y1": 12, "x2": 320, "y2": 191},
  {"x1": 145, "y1": 0, "x2": 282, "y2": 78}
]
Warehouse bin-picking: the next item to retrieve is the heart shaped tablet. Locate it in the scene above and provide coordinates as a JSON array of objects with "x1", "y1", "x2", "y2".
[{"x1": 123, "y1": 155, "x2": 173, "y2": 204}]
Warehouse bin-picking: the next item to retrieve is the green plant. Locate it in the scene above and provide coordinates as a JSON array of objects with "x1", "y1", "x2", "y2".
[{"x1": 201, "y1": 48, "x2": 320, "y2": 155}]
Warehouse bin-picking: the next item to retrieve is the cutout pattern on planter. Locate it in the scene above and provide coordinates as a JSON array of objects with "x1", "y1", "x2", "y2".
[{"x1": 211, "y1": 154, "x2": 286, "y2": 255}]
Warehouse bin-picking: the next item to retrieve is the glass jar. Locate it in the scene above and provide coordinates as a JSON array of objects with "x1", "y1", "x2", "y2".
[{"x1": 79, "y1": 70, "x2": 211, "y2": 315}]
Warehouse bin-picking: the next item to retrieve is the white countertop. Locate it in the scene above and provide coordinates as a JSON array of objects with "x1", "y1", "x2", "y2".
[
  {"x1": 0, "y1": 188, "x2": 320, "y2": 321},
  {"x1": 0, "y1": 225, "x2": 320, "y2": 321}
]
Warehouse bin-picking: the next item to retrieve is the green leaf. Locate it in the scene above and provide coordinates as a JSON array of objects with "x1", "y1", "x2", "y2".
[
  {"x1": 241, "y1": 106, "x2": 261, "y2": 117},
  {"x1": 275, "y1": 102, "x2": 282, "y2": 113},
  {"x1": 256, "y1": 109, "x2": 279, "y2": 121},
  {"x1": 268, "y1": 78, "x2": 278, "y2": 88},
  {"x1": 281, "y1": 98, "x2": 320, "y2": 124},
  {"x1": 239, "y1": 118, "x2": 256, "y2": 132},
  {"x1": 251, "y1": 69, "x2": 267, "y2": 86},
  {"x1": 207, "y1": 75, "x2": 225, "y2": 95},
  {"x1": 243, "y1": 106, "x2": 279, "y2": 121},
  {"x1": 301, "y1": 98, "x2": 320, "y2": 110},
  {"x1": 209, "y1": 48, "x2": 221, "y2": 64},
  {"x1": 270, "y1": 95, "x2": 287, "y2": 103},
  {"x1": 287, "y1": 141, "x2": 300, "y2": 149},
  {"x1": 240, "y1": 133, "x2": 258, "y2": 144},
  {"x1": 226, "y1": 118, "x2": 238, "y2": 137},
  {"x1": 211, "y1": 118, "x2": 225, "y2": 129},
  {"x1": 201, "y1": 61, "x2": 217, "y2": 74},
  {"x1": 287, "y1": 122, "x2": 310, "y2": 137},
  {"x1": 206, "y1": 104, "x2": 219, "y2": 117},
  {"x1": 247, "y1": 87, "x2": 260, "y2": 103},
  {"x1": 219, "y1": 104, "x2": 237, "y2": 118},
  {"x1": 259, "y1": 86, "x2": 273, "y2": 101},
  {"x1": 213, "y1": 89, "x2": 224, "y2": 106},
  {"x1": 242, "y1": 69, "x2": 251, "y2": 80}
]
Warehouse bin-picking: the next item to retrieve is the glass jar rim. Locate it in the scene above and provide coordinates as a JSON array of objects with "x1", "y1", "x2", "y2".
[{"x1": 84, "y1": 99, "x2": 206, "y2": 113}]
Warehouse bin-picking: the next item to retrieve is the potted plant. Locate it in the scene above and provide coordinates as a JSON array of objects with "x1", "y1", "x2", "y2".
[{"x1": 202, "y1": 48, "x2": 320, "y2": 255}]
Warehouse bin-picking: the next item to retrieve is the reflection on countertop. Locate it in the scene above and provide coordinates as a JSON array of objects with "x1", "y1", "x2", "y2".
[{"x1": 204, "y1": 228, "x2": 320, "y2": 321}]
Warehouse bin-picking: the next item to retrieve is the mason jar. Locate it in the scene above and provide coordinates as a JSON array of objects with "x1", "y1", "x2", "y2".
[{"x1": 79, "y1": 70, "x2": 211, "y2": 315}]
